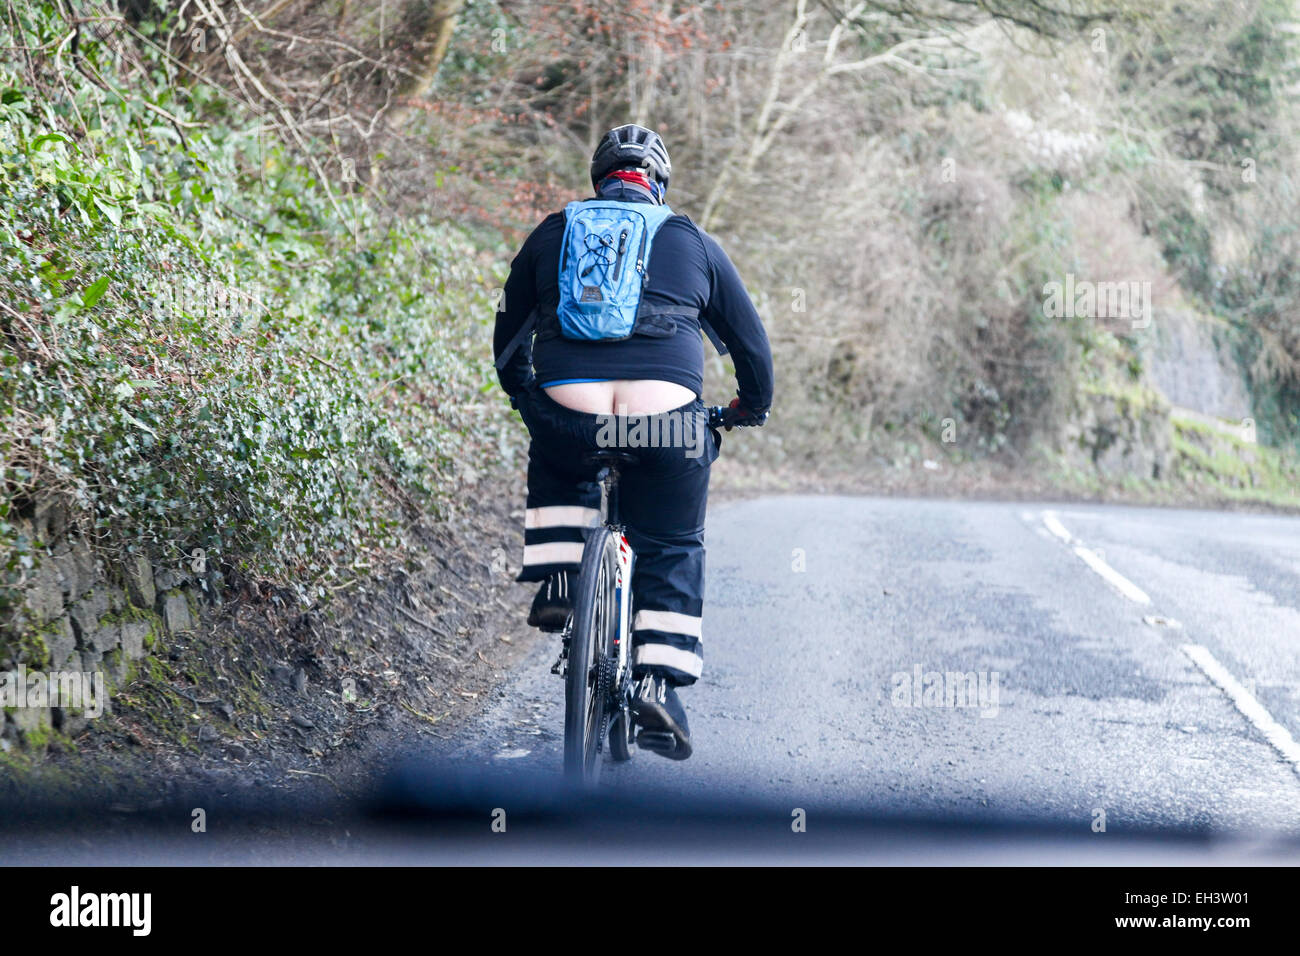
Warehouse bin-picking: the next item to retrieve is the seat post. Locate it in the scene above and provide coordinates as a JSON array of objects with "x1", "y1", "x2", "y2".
[
  {"x1": 603, "y1": 464, "x2": 621, "y2": 528},
  {"x1": 584, "y1": 451, "x2": 637, "y2": 528}
]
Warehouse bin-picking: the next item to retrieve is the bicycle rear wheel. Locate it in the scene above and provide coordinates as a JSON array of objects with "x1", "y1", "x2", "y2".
[{"x1": 564, "y1": 527, "x2": 619, "y2": 783}]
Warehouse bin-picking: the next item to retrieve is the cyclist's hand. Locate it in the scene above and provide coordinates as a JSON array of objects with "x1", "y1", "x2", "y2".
[
  {"x1": 509, "y1": 379, "x2": 539, "y2": 412},
  {"x1": 723, "y1": 397, "x2": 768, "y2": 430}
]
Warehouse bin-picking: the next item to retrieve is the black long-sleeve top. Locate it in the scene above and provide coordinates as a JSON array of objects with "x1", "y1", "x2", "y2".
[{"x1": 492, "y1": 192, "x2": 775, "y2": 415}]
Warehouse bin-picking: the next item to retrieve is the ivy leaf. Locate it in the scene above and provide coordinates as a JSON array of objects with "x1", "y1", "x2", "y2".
[
  {"x1": 127, "y1": 142, "x2": 143, "y2": 179},
  {"x1": 93, "y1": 195, "x2": 123, "y2": 227},
  {"x1": 122, "y1": 412, "x2": 158, "y2": 438},
  {"x1": 82, "y1": 276, "x2": 111, "y2": 309},
  {"x1": 30, "y1": 132, "x2": 72, "y2": 150}
]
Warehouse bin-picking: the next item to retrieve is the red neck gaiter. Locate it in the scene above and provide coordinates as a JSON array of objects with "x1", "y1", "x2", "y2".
[{"x1": 607, "y1": 170, "x2": 652, "y2": 189}]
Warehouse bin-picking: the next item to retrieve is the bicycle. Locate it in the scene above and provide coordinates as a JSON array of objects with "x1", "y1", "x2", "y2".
[{"x1": 553, "y1": 403, "x2": 750, "y2": 783}]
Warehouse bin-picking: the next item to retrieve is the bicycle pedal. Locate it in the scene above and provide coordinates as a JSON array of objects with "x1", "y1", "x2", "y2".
[
  {"x1": 636, "y1": 730, "x2": 676, "y2": 753},
  {"x1": 550, "y1": 634, "x2": 571, "y2": 676}
]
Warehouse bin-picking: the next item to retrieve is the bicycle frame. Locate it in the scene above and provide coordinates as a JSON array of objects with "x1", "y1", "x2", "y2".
[
  {"x1": 597, "y1": 465, "x2": 635, "y2": 696},
  {"x1": 560, "y1": 406, "x2": 748, "y2": 778}
]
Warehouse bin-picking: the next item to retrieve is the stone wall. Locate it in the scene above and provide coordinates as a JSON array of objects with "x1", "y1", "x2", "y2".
[
  {"x1": 1143, "y1": 308, "x2": 1251, "y2": 422},
  {"x1": 2, "y1": 499, "x2": 210, "y2": 753},
  {"x1": 1057, "y1": 384, "x2": 1173, "y2": 480}
]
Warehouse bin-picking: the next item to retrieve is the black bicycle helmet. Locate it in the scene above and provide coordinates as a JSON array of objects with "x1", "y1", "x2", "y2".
[{"x1": 590, "y1": 124, "x2": 672, "y2": 192}]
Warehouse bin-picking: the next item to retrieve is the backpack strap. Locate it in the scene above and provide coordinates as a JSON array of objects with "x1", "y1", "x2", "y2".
[
  {"x1": 636, "y1": 303, "x2": 693, "y2": 317},
  {"x1": 495, "y1": 302, "x2": 729, "y2": 367},
  {"x1": 698, "y1": 317, "x2": 729, "y2": 356},
  {"x1": 634, "y1": 302, "x2": 728, "y2": 355},
  {"x1": 494, "y1": 306, "x2": 539, "y2": 372}
]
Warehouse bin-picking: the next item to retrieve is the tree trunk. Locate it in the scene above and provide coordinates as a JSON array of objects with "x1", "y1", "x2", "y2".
[{"x1": 384, "y1": 0, "x2": 465, "y2": 131}]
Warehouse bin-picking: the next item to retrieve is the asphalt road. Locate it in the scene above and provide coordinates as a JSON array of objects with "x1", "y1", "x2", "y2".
[
  {"x1": 8, "y1": 495, "x2": 1300, "y2": 864},
  {"x1": 445, "y1": 496, "x2": 1300, "y2": 833}
]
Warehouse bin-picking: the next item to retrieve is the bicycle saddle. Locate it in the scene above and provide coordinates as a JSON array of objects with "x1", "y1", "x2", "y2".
[{"x1": 582, "y1": 450, "x2": 639, "y2": 469}]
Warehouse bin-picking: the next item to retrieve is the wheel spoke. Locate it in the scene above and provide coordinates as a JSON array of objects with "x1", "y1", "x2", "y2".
[
  {"x1": 566, "y1": 532, "x2": 621, "y2": 782},
  {"x1": 583, "y1": 557, "x2": 607, "y2": 768}
]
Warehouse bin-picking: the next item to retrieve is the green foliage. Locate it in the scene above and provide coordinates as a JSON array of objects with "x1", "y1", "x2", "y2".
[
  {"x1": 439, "y1": 0, "x2": 519, "y2": 89},
  {"x1": 1171, "y1": 415, "x2": 1300, "y2": 507},
  {"x1": 1118, "y1": 0, "x2": 1298, "y2": 168},
  {"x1": 1118, "y1": 0, "x2": 1300, "y2": 450},
  {"x1": 0, "y1": 4, "x2": 518, "y2": 617}
]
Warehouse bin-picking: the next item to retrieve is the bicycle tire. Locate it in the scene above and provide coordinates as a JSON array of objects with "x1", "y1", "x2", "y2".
[{"x1": 564, "y1": 527, "x2": 618, "y2": 783}]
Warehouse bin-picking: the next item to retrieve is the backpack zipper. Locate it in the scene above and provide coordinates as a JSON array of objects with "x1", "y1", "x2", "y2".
[
  {"x1": 613, "y1": 229, "x2": 629, "y2": 282},
  {"x1": 636, "y1": 222, "x2": 649, "y2": 276}
]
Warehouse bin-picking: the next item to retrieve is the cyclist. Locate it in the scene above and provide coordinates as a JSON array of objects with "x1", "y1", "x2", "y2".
[{"x1": 493, "y1": 124, "x2": 774, "y2": 761}]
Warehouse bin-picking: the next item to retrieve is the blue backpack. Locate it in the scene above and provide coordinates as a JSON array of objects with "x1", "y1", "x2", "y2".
[
  {"x1": 554, "y1": 199, "x2": 674, "y2": 340},
  {"x1": 495, "y1": 200, "x2": 728, "y2": 369}
]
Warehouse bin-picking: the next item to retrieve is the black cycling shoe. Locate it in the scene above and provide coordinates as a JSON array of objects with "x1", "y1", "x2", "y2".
[
  {"x1": 631, "y1": 674, "x2": 692, "y2": 761},
  {"x1": 527, "y1": 571, "x2": 574, "y2": 631}
]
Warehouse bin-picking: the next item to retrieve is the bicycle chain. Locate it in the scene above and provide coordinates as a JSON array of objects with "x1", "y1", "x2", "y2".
[{"x1": 595, "y1": 655, "x2": 618, "y2": 753}]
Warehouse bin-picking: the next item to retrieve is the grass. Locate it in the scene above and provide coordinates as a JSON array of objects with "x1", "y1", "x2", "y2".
[{"x1": 1170, "y1": 415, "x2": 1300, "y2": 508}]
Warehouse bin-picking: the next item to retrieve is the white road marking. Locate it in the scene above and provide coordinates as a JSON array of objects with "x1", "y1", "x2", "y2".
[
  {"x1": 1181, "y1": 643, "x2": 1300, "y2": 775},
  {"x1": 1042, "y1": 512, "x2": 1073, "y2": 543},
  {"x1": 1142, "y1": 614, "x2": 1182, "y2": 629},
  {"x1": 1072, "y1": 546, "x2": 1152, "y2": 604},
  {"x1": 1042, "y1": 512, "x2": 1151, "y2": 604},
  {"x1": 1043, "y1": 510, "x2": 1299, "y2": 778}
]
